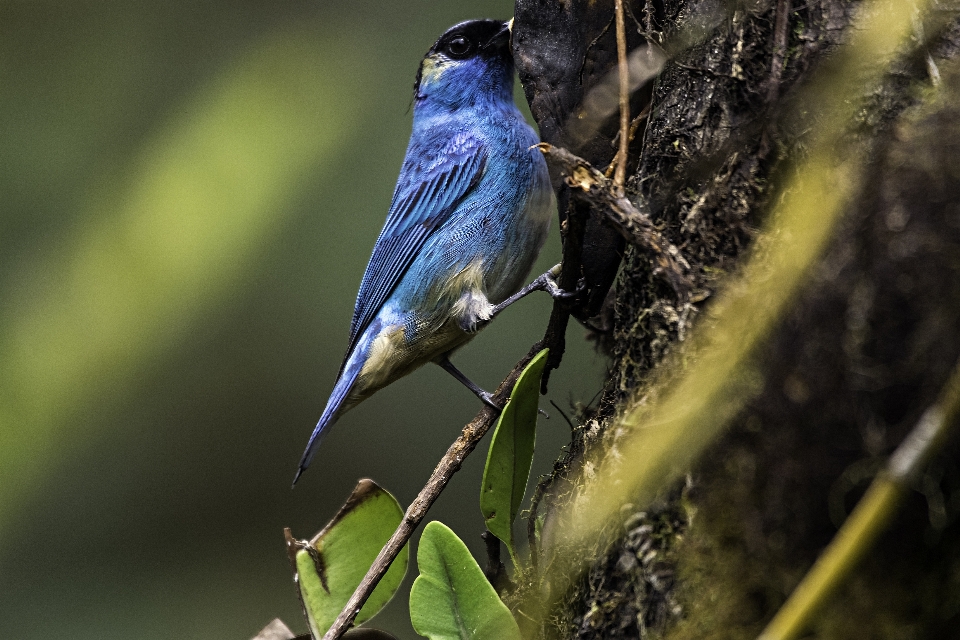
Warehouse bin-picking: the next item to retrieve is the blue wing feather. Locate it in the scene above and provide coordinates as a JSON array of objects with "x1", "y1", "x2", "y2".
[{"x1": 340, "y1": 132, "x2": 487, "y2": 373}]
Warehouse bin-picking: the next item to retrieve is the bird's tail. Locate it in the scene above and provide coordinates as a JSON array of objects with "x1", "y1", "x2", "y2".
[{"x1": 292, "y1": 363, "x2": 362, "y2": 487}]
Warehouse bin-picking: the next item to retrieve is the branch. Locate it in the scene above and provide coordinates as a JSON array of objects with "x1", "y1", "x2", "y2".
[
  {"x1": 320, "y1": 343, "x2": 545, "y2": 640},
  {"x1": 758, "y1": 355, "x2": 960, "y2": 640},
  {"x1": 613, "y1": 0, "x2": 630, "y2": 194},
  {"x1": 538, "y1": 197, "x2": 587, "y2": 393},
  {"x1": 605, "y1": 107, "x2": 651, "y2": 179},
  {"x1": 537, "y1": 143, "x2": 691, "y2": 295},
  {"x1": 482, "y1": 530, "x2": 514, "y2": 594}
]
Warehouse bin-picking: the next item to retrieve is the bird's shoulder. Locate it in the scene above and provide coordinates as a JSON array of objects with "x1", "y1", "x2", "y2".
[{"x1": 406, "y1": 111, "x2": 539, "y2": 175}]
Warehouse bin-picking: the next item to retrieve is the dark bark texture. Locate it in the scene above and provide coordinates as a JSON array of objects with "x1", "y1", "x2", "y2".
[
  {"x1": 514, "y1": 0, "x2": 960, "y2": 637},
  {"x1": 514, "y1": 0, "x2": 654, "y2": 385}
]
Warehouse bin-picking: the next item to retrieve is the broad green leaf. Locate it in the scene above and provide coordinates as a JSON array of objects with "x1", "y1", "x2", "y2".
[
  {"x1": 409, "y1": 521, "x2": 522, "y2": 640},
  {"x1": 480, "y1": 348, "x2": 549, "y2": 558},
  {"x1": 286, "y1": 479, "x2": 408, "y2": 638}
]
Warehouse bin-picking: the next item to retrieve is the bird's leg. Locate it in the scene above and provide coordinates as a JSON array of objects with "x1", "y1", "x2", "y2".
[
  {"x1": 487, "y1": 263, "x2": 583, "y2": 319},
  {"x1": 436, "y1": 354, "x2": 502, "y2": 411}
]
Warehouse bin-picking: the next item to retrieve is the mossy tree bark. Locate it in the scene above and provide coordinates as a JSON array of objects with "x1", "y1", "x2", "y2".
[{"x1": 513, "y1": 0, "x2": 960, "y2": 637}]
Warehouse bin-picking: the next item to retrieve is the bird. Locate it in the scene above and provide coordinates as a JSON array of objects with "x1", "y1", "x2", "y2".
[{"x1": 294, "y1": 18, "x2": 569, "y2": 485}]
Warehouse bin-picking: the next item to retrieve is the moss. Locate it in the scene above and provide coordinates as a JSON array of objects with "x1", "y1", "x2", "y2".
[
  {"x1": 548, "y1": 493, "x2": 692, "y2": 639},
  {"x1": 519, "y1": 1, "x2": 960, "y2": 638},
  {"x1": 664, "y1": 59, "x2": 960, "y2": 639},
  {"x1": 666, "y1": 471, "x2": 791, "y2": 640}
]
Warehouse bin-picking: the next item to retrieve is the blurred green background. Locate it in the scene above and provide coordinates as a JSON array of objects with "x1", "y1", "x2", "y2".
[{"x1": 0, "y1": 1, "x2": 606, "y2": 638}]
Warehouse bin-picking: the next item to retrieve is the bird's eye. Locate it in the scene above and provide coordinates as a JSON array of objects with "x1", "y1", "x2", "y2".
[{"x1": 444, "y1": 35, "x2": 473, "y2": 58}]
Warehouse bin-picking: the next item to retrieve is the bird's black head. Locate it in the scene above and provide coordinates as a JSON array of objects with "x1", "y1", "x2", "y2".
[
  {"x1": 413, "y1": 19, "x2": 513, "y2": 105},
  {"x1": 428, "y1": 19, "x2": 510, "y2": 61}
]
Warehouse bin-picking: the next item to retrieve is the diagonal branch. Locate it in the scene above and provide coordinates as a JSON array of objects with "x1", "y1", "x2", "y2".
[
  {"x1": 537, "y1": 143, "x2": 691, "y2": 295},
  {"x1": 319, "y1": 343, "x2": 545, "y2": 640},
  {"x1": 758, "y1": 354, "x2": 960, "y2": 640}
]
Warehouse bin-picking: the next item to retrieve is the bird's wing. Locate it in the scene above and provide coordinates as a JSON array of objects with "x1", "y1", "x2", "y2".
[{"x1": 341, "y1": 132, "x2": 488, "y2": 372}]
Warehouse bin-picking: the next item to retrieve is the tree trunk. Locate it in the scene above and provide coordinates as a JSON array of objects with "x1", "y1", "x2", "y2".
[{"x1": 513, "y1": 0, "x2": 960, "y2": 637}]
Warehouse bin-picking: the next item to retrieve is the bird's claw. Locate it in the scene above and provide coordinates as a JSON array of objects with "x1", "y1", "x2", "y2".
[
  {"x1": 480, "y1": 391, "x2": 503, "y2": 412},
  {"x1": 540, "y1": 271, "x2": 585, "y2": 301}
]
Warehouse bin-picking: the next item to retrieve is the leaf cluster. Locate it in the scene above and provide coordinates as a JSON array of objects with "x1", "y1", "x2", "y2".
[{"x1": 266, "y1": 350, "x2": 548, "y2": 639}]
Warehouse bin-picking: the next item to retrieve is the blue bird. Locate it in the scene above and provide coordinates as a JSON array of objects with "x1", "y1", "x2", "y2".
[{"x1": 294, "y1": 19, "x2": 567, "y2": 484}]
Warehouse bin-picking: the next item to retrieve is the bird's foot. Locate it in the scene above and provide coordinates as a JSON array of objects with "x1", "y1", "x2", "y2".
[
  {"x1": 531, "y1": 264, "x2": 584, "y2": 301},
  {"x1": 540, "y1": 272, "x2": 585, "y2": 301},
  {"x1": 486, "y1": 264, "x2": 584, "y2": 320},
  {"x1": 478, "y1": 390, "x2": 503, "y2": 412}
]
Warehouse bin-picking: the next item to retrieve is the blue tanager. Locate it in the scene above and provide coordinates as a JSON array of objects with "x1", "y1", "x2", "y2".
[{"x1": 294, "y1": 19, "x2": 568, "y2": 484}]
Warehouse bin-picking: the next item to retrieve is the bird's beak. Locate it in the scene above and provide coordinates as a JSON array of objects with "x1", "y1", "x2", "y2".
[{"x1": 485, "y1": 19, "x2": 513, "y2": 50}]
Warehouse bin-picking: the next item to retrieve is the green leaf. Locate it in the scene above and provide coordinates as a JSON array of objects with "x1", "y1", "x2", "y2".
[
  {"x1": 409, "y1": 521, "x2": 522, "y2": 640},
  {"x1": 286, "y1": 479, "x2": 408, "y2": 638},
  {"x1": 480, "y1": 348, "x2": 549, "y2": 559}
]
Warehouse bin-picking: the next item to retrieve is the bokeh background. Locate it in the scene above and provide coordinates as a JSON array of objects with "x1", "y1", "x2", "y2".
[{"x1": 0, "y1": 1, "x2": 607, "y2": 638}]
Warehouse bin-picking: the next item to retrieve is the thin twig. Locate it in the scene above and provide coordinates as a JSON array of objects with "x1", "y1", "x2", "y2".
[
  {"x1": 320, "y1": 343, "x2": 544, "y2": 640},
  {"x1": 642, "y1": 0, "x2": 657, "y2": 36},
  {"x1": 605, "y1": 105, "x2": 651, "y2": 179},
  {"x1": 758, "y1": 356, "x2": 960, "y2": 640},
  {"x1": 614, "y1": 0, "x2": 631, "y2": 195},
  {"x1": 549, "y1": 399, "x2": 576, "y2": 432},
  {"x1": 538, "y1": 143, "x2": 691, "y2": 294},
  {"x1": 578, "y1": 15, "x2": 615, "y2": 85}
]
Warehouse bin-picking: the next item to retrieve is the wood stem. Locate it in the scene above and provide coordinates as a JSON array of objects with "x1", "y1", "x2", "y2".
[
  {"x1": 614, "y1": 0, "x2": 630, "y2": 194},
  {"x1": 538, "y1": 143, "x2": 690, "y2": 294},
  {"x1": 320, "y1": 344, "x2": 544, "y2": 640}
]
